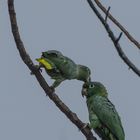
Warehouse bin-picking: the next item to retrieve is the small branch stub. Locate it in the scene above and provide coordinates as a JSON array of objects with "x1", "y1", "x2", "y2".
[{"x1": 115, "y1": 32, "x2": 123, "y2": 44}]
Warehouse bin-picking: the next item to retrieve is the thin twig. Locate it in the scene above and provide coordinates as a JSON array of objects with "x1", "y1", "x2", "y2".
[
  {"x1": 105, "y1": 6, "x2": 110, "y2": 23},
  {"x1": 86, "y1": 0, "x2": 140, "y2": 77},
  {"x1": 7, "y1": 0, "x2": 96, "y2": 140},
  {"x1": 94, "y1": 0, "x2": 140, "y2": 50}
]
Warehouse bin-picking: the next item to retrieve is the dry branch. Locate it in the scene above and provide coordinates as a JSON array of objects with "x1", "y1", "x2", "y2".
[
  {"x1": 86, "y1": 0, "x2": 140, "y2": 77},
  {"x1": 7, "y1": 0, "x2": 96, "y2": 140},
  {"x1": 94, "y1": 0, "x2": 140, "y2": 50}
]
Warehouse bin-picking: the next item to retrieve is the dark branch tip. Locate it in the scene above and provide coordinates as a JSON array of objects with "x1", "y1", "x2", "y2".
[{"x1": 115, "y1": 32, "x2": 123, "y2": 44}]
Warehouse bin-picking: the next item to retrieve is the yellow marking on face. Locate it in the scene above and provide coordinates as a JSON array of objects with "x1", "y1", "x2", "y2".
[{"x1": 36, "y1": 58, "x2": 53, "y2": 70}]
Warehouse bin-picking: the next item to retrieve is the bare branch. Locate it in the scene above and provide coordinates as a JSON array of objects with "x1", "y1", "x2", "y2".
[
  {"x1": 86, "y1": 0, "x2": 140, "y2": 77},
  {"x1": 94, "y1": 0, "x2": 140, "y2": 50},
  {"x1": 7, "y1": 0, "x2": 96, "y2": 139}
]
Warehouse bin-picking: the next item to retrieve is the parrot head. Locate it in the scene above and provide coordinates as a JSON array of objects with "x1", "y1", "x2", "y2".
[
  {"x1": 82, "y1": 82, "x2": 108, "y2": 98},
  {"x1": 36, "y1": 50, "x2": 64, "y2": 70},
  {"x1": 77, "y1": 65, "x2": 91, "y2": 82},
  {"x1": 41, "y1": 50, "x2": 66, "y2": 68},
  {"x1": 42, "y1": 50, "x2": 63, "y2": 62}
]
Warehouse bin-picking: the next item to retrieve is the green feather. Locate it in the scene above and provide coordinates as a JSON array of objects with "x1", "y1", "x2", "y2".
[
  {"x1": 36, "y1": 50, "x2": 91, "y2": 88},
  {"x1": 83, "y1": 82, "x2": 125, "y2": 140}
]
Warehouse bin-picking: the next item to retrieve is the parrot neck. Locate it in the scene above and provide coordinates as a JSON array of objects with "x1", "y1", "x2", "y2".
[
  {"x1": 76, "y1": 65, "x2": 90, "y2": 82},
  {"x1": 87, "y1": 89, "x2": 108, "y2": 98}
]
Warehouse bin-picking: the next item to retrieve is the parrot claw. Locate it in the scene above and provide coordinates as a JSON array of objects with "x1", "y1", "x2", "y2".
[
  {"x1": 30, "y1": 65, "x2": 43, "y2": 75},
  {"x1": 36, "y1": 65, "x2": 43, "y2": 72}
]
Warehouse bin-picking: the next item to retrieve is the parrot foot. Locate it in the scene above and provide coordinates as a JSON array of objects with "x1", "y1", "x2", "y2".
[{"x1": 30, "y1": 65, "x2": 43, "y2": 75}]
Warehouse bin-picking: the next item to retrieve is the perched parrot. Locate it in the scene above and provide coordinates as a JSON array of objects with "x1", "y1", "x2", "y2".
[
  {"x1": 36, "y1": 50, "x2": 91, "y2": 88},
  {"x1": 82, "y1": 82, "x2": 125, "y2": 140}
]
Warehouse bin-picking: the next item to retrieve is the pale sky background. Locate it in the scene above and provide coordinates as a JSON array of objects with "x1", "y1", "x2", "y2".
[{"x1": 1, "y1": 0, "x2": 140, "y2": 140}]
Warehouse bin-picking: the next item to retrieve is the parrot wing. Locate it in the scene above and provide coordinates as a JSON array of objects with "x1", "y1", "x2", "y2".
[
  {"x1": 87, "y1": 98, "x2": 116, "y2": 140},
  {"x1": 92, "y1": 96, "x2": 125, "y2": 140}
]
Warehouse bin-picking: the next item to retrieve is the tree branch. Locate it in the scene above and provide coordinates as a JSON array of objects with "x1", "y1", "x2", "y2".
[
  {"x1": 7, "y1": 0, "x2": 96, "y2": 140},
  {"x1": 105, "y1": 6, "x2": 110, "y2": 23},
  {"x1": 86, "y1": 0, "x2": 140, "y2": 77},
  {"x1": 94, "y1": 0, "x2": 140, "y2": 50}
]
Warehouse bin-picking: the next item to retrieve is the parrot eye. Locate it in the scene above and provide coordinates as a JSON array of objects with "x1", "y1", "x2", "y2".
[{"x1": 89, "y1": 84, "x2": 95, "y2": 88}]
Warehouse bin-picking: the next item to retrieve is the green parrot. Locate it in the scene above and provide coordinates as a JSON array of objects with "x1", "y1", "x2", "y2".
[
  {"x1": 82, "y1": 82, "x2": 125, "y2": 140},
  {"x1": 36, "y1": 50, "x2": 91, "y2": 88}
]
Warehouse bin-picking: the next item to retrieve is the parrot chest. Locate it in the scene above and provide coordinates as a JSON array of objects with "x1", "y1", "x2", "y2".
[
  {"x1": 87, "y1": 96, "x2": 103, "y2": 111},
  {"x1": 53, "y1": 60, "x2": 78, "y2": 79}
]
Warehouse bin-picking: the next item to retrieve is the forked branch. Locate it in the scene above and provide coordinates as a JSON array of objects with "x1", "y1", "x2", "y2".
[
  {"x1": 7, "y1": 0, "x2": 96, "y2": 140},
  {"x1": 86, "y1": 0, "x2": 140, "y2": 77},
  {"x1": 94, "y1": 0, "x2": 140, "y2": 50}
]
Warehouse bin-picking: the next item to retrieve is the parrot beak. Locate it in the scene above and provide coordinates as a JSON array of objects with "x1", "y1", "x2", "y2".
[
  {"x1": 81, "y1": 87, "x2": 88, "y2": 97},
  {"x1": 82, "y1": 82, "x2": 89, "y2": 97},
  {"x1": 41, "y1": 52, "x2": 45, "y2": 57}
]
